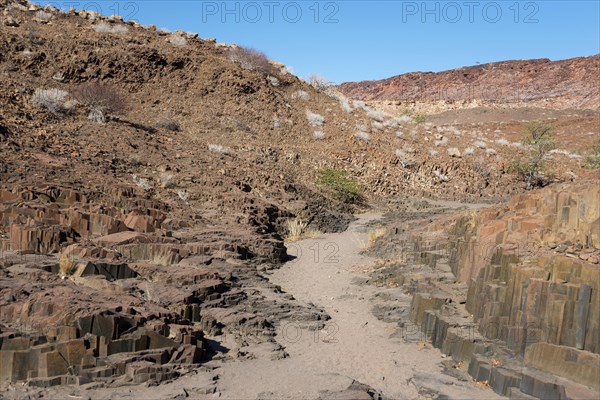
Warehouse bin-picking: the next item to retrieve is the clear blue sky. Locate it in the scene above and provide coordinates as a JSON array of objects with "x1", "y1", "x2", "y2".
[{"x1": 44, "y1": 1, "x2": 600, "y2": 83}]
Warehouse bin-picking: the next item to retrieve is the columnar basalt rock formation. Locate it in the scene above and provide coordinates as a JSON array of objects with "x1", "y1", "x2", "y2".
[{"x1": 371, "y1": 183, "x2": 600, "y2": 398}]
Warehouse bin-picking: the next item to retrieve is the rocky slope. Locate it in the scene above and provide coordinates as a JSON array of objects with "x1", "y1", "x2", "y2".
[
  {"x1": 338, "y1": 55, "x2": 600, "y2": 111},
  {"x1": 0, "y1": 0, "x2": 599, "y2": 398},
  {"x1": 369, "y1": 183, "x2": 600, "y2": 398}
]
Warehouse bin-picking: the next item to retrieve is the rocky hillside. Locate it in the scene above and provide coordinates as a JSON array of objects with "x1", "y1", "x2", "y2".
[{"x1": 338, "y1": 55, "x2": 600, "y2": 111}]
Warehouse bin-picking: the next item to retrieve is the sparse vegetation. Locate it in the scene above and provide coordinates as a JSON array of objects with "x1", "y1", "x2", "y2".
[
  {"x1": 72, "y1": 82, "x2": 127, "y2": 122},
  {"x1": 306, "y1": 110, "x2": 325, "y2": 127},
  {"x1": 228, "y1": 46, "x2": 273, "y2": 74},
  {"x1": 447, "y1": 147, "x2": 461, "y2": 157},
  {"x1": 473, "y1": 140, "x2": 487, "y2": 149},
  {"x1": 307, "y1": 73, "x2": 331, "y2": 91},
  {"x1": 159, "y1": 172, "x2": 176, "y2": 188},
  {"x1": 354, "y1": 130, "x2": 370, "y2": 143},
  {"x1": 291, "y1": 90, "x2": 310, "y2": 101},
  {"x1": 58, "y1": 253, "x2": 77, "y2": 277},
  {"x1": 133, "y1": 175, "x2": 153, "y2": 191},
  {"x1": 513, "y1": 121, "x2": 556, "y2": 189},
  {"x1": 168, "y1": 34, "x2": 187, "y2": 46},
  {"x1": 31, "y1": 88, "x2": 69, "y2": 116},
  {"x1": 435, "y1": 137, "x2": 448, "y2": 147},
  {"x1": 94, "y1": 21, "x2": 129, "y2": 34},
  {"x1": 367, "y1": 109, "x2": 387, "y2": 122},
  {"x1": 208, "y1": 144, "x2": 229, "y2": 154},
  {"x1": 584, "y1": 142, "x2": 600, "y2": 169},
  {"x1": 398, "y1": 109, "x2": 426, "y2": 124},
  {"x1": 368, "y1": 228, "x2": 386, "y2": 245},
  {"x1": 34, "y1": 10, "x2": 52, "y2": 22},
  {"x1": 285, "y1": 217, "x2": 308, "y2": 241},
  {"x1": 395, "y1": 149, "x2": 414, "y2": 168},
  {"x1": 317, "y1": 168, "x2": 363, "y2": 204},
  {"x1": 465, "y1": 147, "x2": 475, "y2": 155},
  {"x1": 313, "y1": 131, "x2": 326, "y2": 140}
]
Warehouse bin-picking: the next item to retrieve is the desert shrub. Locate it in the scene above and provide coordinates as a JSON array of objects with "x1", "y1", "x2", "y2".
[
  {"x1": 413, "y1": 112, "x2": 427, "y2": 124},
  {"x1": 429, "y1": 149, "x2": 438, "y2": 156},
  {"x1": 159, "y1": 172, "x2": 176, "y2": 188},
  {"x1": 306, "y1": 110, "x2": 325, "y2": 127},
  {"x1": 486, "y1": 148, "x2": 497, "y2": 155},
  {"x1": 31, "y1": 88, "x2": 69, "y2": 116},
  {"x1": 133, "y1": 175, "x2": 152, "y2": 191},
  {"x1": 208, "y1": 144, "x2": 228, "y2": 154},
  {"x1": 447, "y1": 147, "x2": 461, "y2": 157},
  {"x1": 371, "y1": 121, "x2": 383, "y2": 131},
  {"x1": 35, "y1": 10, "x2": 52, "y2": 21},
  {"x1": 168, "y1": 34, "x2": 187, "y2": 46},
  {"x1": 473, "y1": 140, "x2": 487, "y2": 149},
  {"x1": 395, "y1": 149, "x2": 414, "y2": 168},
  {"x1": 435, "y1": 137, "x2": 448, "y2": 147},
  {"x1": 58, "y1": 254, "x2": 77, "y2": 277},
  {"x1": 177, "y1": 190, "x2": 189, "y2": 202},
  {"x1": 464, "y1": 147, "x2": 475, "y2": 155},
  {"x1": 313, "y1": 131, "x2": 326, "y2": 140},
  {"x1": 354, "y1": 130, "x2": 370, "y2": 143},
  {"x1": 72, "y1": 82, "x2": 127, "y2": 122},
  {"x1": 291, "y1": 90, "x2": 310, "y2": 101},
  {"x1": 398, "y1": 109, "x2": 426, "y2": 124},
  {"x1": 434, "y1": 169, "x2": 449, "y2": 182},
  {"x1": 496, "y1": 138, "x2": 509, "y2": 146},
  {"x1": 367, "y1": 109, "x2": 387, "y2": 122},
  {"x1": 94, "y1": 21, "x2": 129, "y2": 34},
  {"x1": 272, "y1": 118, "x2": 281, "y2": 129},
  {"x1": 512, "y1": 121, "x2": 556, "y2": 189},
  {"x1": 267, "y1": 76, "x2": 279, "y2": 86},
  {"x1": 228, "y1": 46, "x2": 273, "y2": 74},
  {"x1": 584, "y1": 142, "x2": 600, "y2": 169},
  {"x1": 338, "y1": 96, "x2": 352, "y2": 113},
  {"x1": 317, "y1": 168, "x2": 363, "y2": 204},
  {"x1": 307, "y1": 73, "x2": 331, "y2": 91},
  {"x1": 286, "y1": 217, "x2": 307, "y2": 241},
  {"x1": 157, "y1": 117, "x2": 180, "y2": 131}
]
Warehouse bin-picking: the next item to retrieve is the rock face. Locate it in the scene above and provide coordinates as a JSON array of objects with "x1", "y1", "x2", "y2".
[
  {"x1": 371, "y1": 183, "x2": 600, "y2": 398},
  {"x1": 338, "y1": 55, "x2": 600, "y2": 110},
  {"x1": 0, "y1": 184, "x2": 328, "y2": 387}
]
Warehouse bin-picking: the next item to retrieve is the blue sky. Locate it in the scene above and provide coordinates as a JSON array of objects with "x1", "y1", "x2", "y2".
[{"x1": 44, "y1": 1, "x2": 600, "y2": 83}]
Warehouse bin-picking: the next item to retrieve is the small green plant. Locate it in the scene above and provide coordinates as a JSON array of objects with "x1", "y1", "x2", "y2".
[
  {"x1": 512, "y1": 121, "x2": 556, "y2": 189},
  {"x1": 584, "y1": 142, "x2": 600, "y2": 169},
  {"x1": 317, "y1": 168, "x2": 363, "y2": 204},
  {"x1": 398, "y1": 108, "x2": 426, "y2": 124},
  {"x1": 412, "y1": 112, "x2": 427, "y2": 124}
]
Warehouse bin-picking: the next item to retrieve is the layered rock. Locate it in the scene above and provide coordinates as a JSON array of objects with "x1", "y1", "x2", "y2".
[{"x1": 372, "y1": 182, "x2": 600, "y2": 398}]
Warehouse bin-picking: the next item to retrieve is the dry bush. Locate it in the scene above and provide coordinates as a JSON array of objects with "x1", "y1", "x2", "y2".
[
  {"x1": 58, "y1": 253, "x2": 77, "y2": 277},
  {"x1": 168, "y1": 34, "x2": 187, "y2": 46},
  {"x1": 307, "y1": 73, "x2": 331, "y2": 91},
  {"x1": 354, "y1": 130, "x2": 370, "y2": 143},
  {"x1": 313, "y1": 131, "x2": 326, "y2": 140},
  {"x1": 286, "y1": 217, "x2": 308, "y2": 241},
  {"x1": 229, "y1": 46, "x2": 273, "y2": 74},
  {"x1": 31, "y1": 88, "x2": 69, "y2": 116},
  {"x1": 72, "y1": 82, "x2": 127, "y2": 120},
  {"x1": 208, "y1": 144, "x2": 229, "y2": 154},
  {"x1": 306, "y1": 110, "x2": 325, "y2": 127}
]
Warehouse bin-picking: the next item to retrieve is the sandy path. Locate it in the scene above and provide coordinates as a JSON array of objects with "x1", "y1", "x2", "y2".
[{"x1": 213, "y1": 213, "x2": 503, "y2": 399}]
